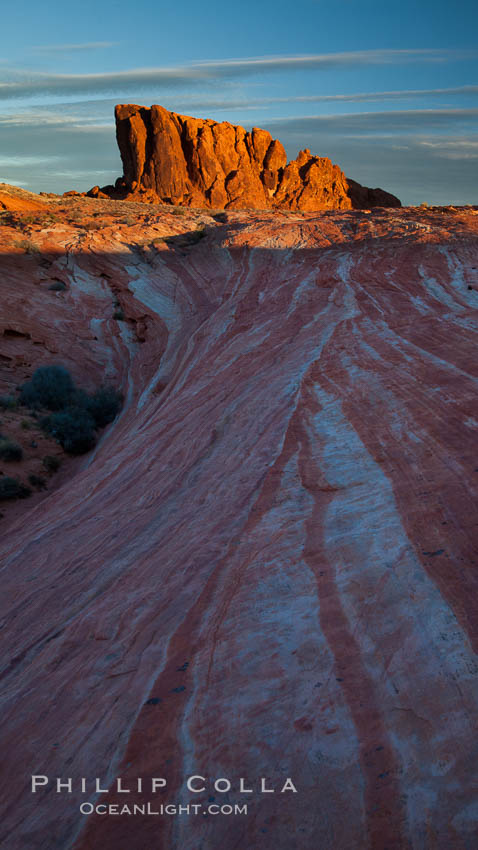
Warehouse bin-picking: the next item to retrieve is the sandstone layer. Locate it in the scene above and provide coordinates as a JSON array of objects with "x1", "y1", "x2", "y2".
[
  {"x1": 93, "y1": 104, "x2": 401, "y2": 210},
  {"x1": 0, "y1": 182, "x2": 48, "y2": 213},
  {"x1": 0, "y1": 190, "x2": 478, "y2": 850}
]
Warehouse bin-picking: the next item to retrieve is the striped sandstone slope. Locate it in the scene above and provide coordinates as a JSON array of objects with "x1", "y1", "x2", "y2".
[{"x1": 0, "y1": 194, "x2": 477, "y2": 850}]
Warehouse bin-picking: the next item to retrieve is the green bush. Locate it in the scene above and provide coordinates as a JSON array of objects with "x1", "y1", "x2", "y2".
[
  {"x1": 0, "y1": 477, "x2": 31, "y2": 500},
  {"x1": 20, "y1": 366, "x2": 122, "y2": 455},
  {"x1": 0, "y1": 395, "x2": 17, "y2": 410},
  {"x1": 42, "y1": 455, "x2": 61, "y2": 472},
  {"x1": 28, "y1": 473, "x2": 46, "y2": 489},
  {"x1": 87, "y1": 386, "x2": 123, "y2": 428},
  {"x1": 20, "y1": 365, "x2": 75, "y2": 411},
  {"x1": 41, "y1": 407, "x2": 97, "y2": 455},
  {"x1": 0, "y1": 439, "x2": 23, "y2": 461}
]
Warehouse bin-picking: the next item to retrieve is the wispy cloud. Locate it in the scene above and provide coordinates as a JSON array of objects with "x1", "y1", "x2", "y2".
[
  {"x1": 266, "y1": 108, "x2": 478, "y2": 135},
  {"x1": 31, "y1": 42, "x2": 118, "y2": 54},
  {"x1": 0, "y1": 110, "x2": 114, "y2": 128},
  {"x1": 0, "y1": 178, "x2": 28, "y2": 186},
  {"x1": 0, "y1": 67, "x2": 197, "y2": 100},
  {"x1": 193, "y1": 48, "x2": 473, "y2": 74},
  {"x1": 0, "y1": 155, "x2": 61, "y2": 166},
  {"x1": 166, "y1": 85, "x2": 478, "y2": 112},
  {"x1": 418, "y1": 138, "x2": 478, "y2": 159},
  {"x1": 0, "y1": 85, "x2": 474, "y2": 125},
  {"x1": 0, "y1": 49, "x2": 473, "y2": 101},
  {"x1": 254, "y1": 84, "x2": 478, "y2": 105}
]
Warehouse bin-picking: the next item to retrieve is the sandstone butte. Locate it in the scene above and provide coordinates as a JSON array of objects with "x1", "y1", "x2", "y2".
[
  {"x1": 86, "y1": 104, "x2": 401, "y2": 210},
  {"x1": 0, "y1": 185, "x2": 478, "y2": 850}
]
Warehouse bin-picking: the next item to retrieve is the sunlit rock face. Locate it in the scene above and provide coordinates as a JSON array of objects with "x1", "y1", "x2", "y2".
[
  {"x1": 0, "y1": 194, "x2": 478, "y2": 850},
  {"x1": 103, "y1": 104, "x2": 401, "y2": 210}
]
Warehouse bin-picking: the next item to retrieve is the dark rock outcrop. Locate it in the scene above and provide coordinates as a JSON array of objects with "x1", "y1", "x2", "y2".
[
  {"x1": 346, "y1": 178, "x2": 402, "y2": 210},
  {"x1": 95, "y1": 104, "x2": 401, "y2": 210}
]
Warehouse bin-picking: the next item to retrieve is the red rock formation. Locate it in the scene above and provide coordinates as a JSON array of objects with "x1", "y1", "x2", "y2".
[
  {"x1": 1, "y1": 188, "x2": 478, "y2": 850},
  {"x1": 105, "y1": 104, "x2": 401, "y2": 210}
]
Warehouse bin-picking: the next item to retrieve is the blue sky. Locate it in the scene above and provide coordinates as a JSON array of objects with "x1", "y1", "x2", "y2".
[{"x1": 0, "y1": 0, "x2": 477, "y2": 204}]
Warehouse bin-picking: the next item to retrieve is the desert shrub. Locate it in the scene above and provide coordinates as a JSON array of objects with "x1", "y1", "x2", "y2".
[
  {"x1": 20, "y1": 365, "x2": 75, "y2": 411},
  {"x1": 42, "y1": 455, "x2": 61, "y2": 472},
  {"x1": 41, "y1": 407, "x2": 97, "y2": 455},
  {"x1": 69, "y1": 387, "x2": 91, "y2": 410},
  {"x1": 86, "y1": 386, "x2": 123, "y2": 428},
  {"x1": 28, "y1": 473, "x2": 46, "y2": 489},
  {"x1": 48, "y1": 281, "x2": 67, "y2": 292},
  {"x1": 81, "y1": 221, "x2": 103, "y2": 232},
  {"x1": 0, "y1": 439, "x2": 23, "y2": 461},
  {"x1": 0, "y1": 477, "x2": 31, "y2": 500},
  {"x1": 20, "y1": 366, "x2": 122, "y2": 455},
  {"x1": 14, "y1": 238, "x2": 40, "y2": 254},
  {"x1": 19, "y1": 213, "x2": 40, "y2": 226},
  {"x1": 172, "y1": 207, "x2": 186, "y2": 216},
  {"x1": 0, "y1": 395, "x2": 17, "y2": 410},
  {"x1": 113, "y1": 307, "x2": 125, "y2": 321},
  {"x1": 187, "y1": 226, "x2": 206, "y2": 245}
]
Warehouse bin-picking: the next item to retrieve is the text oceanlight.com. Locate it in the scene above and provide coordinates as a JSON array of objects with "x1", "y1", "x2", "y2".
[{"x1": 79, "y1": 802, "x2": 248, "y2": 816}]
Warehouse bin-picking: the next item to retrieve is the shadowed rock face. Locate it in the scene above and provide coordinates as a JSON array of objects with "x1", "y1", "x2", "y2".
[
  {"x1": 1, "y1": 190, "x2": 478, "y2": 850},
  {"x1": 102, "y1": 104, "x2": 401, "y2": 210}
]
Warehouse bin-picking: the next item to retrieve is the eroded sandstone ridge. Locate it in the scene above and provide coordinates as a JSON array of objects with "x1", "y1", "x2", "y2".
[{"x1": 94, "y1": 104, "x2": 401, "y2": 209}]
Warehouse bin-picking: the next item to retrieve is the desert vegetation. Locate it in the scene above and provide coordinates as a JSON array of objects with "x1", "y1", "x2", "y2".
[
  {"x1": 0, "y1": 395, "x2": 17, "y2": 410},
  {"x1": 19, "y1": 365, "x2": 75, "y2": 411},
  {"x1": 42, "y1": 455, "x2": 61, "y2": 473},
  {"x1": 0, "y1": 438, "x2": 23, "y2": 462},
  {"x1": 14, "y1": 238, "x2": 40, "y2": 254},
  {"x1": 0, "y1": 367, "x2": 122, "y2": 505},
  {"x1": 0, "y1": 477, "x2": 31, "y2": 500},
  {"x1": 19, "y1": 366, "x2": 123, "y2": 455}
]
